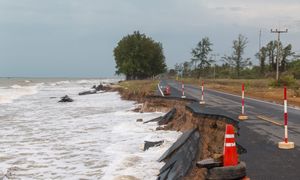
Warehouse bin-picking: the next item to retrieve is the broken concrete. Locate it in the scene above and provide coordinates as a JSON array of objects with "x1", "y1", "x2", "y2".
[
  {"x1": 144, "y1": 141, "x2": 164, "y2": 151},
  {"x1": 158, "y1": 128, "x2": 200, "y2": 180}
]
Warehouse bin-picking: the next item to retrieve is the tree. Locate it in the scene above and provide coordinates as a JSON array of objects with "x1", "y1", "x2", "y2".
[
  {"x1": 266, "y1": 41, "x2": 277, "y2": 71},
  {"x1": 168, "y1": 69, "x2": 177, "y2": 76},
  {"x1": 262, "y1": 41, "x2": 294, "y2": 73},
  {"x1": 182, "y1": 61, "x2": 192, "y2": 77},
  {"x1": 256, "y1": 47, "x2": 267, "y2": 76},
  {"x1": 174, "y1": 63, "x2": 183, "y2": 76},
  {"x1": 223, "y1": 34, "x2": 250, "y2": 78},
  {"x1": 191, "y1": 37, "x2": 213, "y2": 78},
  {"x1": 113, "y1": 31, "x2": 166, "y2": 80},
  {"x1": 281, "y1": 44, "x2": 295, "y2": 72}
]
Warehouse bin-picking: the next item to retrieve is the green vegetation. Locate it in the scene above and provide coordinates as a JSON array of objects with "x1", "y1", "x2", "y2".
[
  {"x1": 171, "y1": 34, "x2": 299, "y2": 87},
  {"x1": 223, "y1": 34, "x2": 251, "y2": 78},
  {"x1": 190, "y1": 37, "x2": 213, "y2": 78},
  {"x1": 119, "y1": 80, "x2": 159, "y2": 99},
  {"x1": 114, "y1": 31, "x2": 166, "y2": 80}
]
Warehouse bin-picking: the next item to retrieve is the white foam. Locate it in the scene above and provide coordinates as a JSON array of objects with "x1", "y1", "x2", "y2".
[
  {"x1": 0, "y1": 85, "x2": 39, "y2": 104},
  {"x1": 0, "y1": 79, "x2": 180, "y2": 179},
  {"x1": 55, "y1": 80, "x2": 70, "y2": 85}
]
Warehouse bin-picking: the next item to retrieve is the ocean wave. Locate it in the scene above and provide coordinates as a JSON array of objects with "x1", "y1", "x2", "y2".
[
  {"x1": 55, "y1": 81, "x2": 70, "y2": 85},
  {"x1": 0, "y1": 85, "x2": 39, "y2": 104}
]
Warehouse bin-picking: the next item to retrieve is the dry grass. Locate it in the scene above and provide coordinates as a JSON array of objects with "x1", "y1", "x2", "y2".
[
  {"x1": 180, "y1": 78, "x2": 300, "y2": 107},
  {"x1": 118, "y1": 80, "x2": 159, "y2": 101},
  {"x1": 119, "y1": 80, "x2": 158, "y2": 94}
]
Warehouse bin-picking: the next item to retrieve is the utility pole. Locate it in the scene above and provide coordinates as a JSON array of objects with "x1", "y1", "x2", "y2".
[
  {"x1": 271, "y1": 28, "x2": 288, "y2": 81},
  {"x1": 259, "y1": 29, "x2": 262, "y2": 56},
  {"x1": 258, "y1": 29, "x2": 262, "y2": 71},
  {"x1": 214, "y1": 64, "x2": 216, "y2": 79},
  {"x1": 211, "y1": 53, "x2": 219, "y2": 79}
]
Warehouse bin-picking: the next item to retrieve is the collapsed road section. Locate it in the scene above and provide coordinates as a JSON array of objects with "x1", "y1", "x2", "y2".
[{"x1": 143, "y1": 95, "x2": 247, "y2": 180}]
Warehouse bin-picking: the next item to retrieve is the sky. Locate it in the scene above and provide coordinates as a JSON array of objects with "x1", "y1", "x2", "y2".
[{"x1": 0, "y1": 0, "x2": 300, "y2": 77}]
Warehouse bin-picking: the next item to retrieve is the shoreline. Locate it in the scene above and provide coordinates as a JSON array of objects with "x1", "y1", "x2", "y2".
[{"x1": 111, "y1": 80, "x2": 241, "y2": 179}]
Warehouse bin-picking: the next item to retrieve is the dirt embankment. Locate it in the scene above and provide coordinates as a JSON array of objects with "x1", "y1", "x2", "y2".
[{"x1": 112, "y1": 84, "x2": 229, "y2": 179}]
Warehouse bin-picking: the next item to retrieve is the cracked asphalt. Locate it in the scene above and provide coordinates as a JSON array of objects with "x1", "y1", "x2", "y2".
[{"x1": 158, "y1": 79, "x2": 300, "y2": 180}]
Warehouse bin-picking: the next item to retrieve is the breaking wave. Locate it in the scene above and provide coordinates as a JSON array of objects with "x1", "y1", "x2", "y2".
[{"x1": 0, "y1": 84, "x2": 39, "y2": 104}]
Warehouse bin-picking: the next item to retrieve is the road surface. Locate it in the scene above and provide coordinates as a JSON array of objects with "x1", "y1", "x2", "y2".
[{"x1": 159, "y1": 79, "x2": 300, "y2": 179}]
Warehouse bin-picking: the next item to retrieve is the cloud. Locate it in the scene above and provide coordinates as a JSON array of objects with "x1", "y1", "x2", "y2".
[
  {"x1": 0, "y1": 0, "x2": 300, "y2": 76},
  {"x1": 229, "y1": 6, "x2": 244, "y2": 11}
]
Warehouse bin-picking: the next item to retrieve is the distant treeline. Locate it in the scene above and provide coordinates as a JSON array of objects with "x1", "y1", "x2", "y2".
[
  {"x1": 170, "y1": 34, "x2": 300, "y2": 83},
  {"x1": 113, "y1": 31, "x2": 300, "y2": 84}
]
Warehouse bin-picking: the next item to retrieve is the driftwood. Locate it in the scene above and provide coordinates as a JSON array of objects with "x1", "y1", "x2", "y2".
[
  {"x1": 58, "y1": 95, "x2": 73, "y2": 102},
  {"x1": 92, "y1": 84, "x2": 106, "y2": 91},
  {"x1": 78, "y1": 90, "x2": 97, "y2": 96}
]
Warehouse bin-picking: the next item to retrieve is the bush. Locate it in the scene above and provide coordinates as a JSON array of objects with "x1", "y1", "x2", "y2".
[
  {"x1": 269, "y1": 75, "x2": 299, "y2": 88},
  {"x1": 293, "y1": 88, "x2": 300, "y2": 97}
]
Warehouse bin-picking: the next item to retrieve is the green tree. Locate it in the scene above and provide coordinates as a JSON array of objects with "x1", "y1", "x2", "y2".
[
  {"x1": 182, "y1": 61, "x2": 192, "y2": 77},
  {"x1": 262, "y1": 41, "x2": 294, "y2": 73},
  {"x1": 191, "y1": 37, "x2": 213, "y2": 78},
  {"x1": 256, "y1": 47, "x2": 267, "y2": 76},
  {"x1": 281, "y1": 44, "x2": 295, "y2": 72},
  {"x1": 266, "y1": 41, "x2": 277, "y2": 71},
  {"x1": 223, "y1": 34, "x2": 250, "y2": 78},
  {"x1": 113, "y1": 31, "x2": 166, "y2": 80}
]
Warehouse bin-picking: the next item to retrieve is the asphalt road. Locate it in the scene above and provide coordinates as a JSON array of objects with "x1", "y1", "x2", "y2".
[{"x1": 159, "y1": 79, "x2": 300, "y2": 180}]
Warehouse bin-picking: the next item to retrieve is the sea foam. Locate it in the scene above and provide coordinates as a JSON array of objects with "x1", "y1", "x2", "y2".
[
  {"x1": 0, "y1": 79, "x2": 180, "y2": 179},
  {"x1": 0, "y1": 85, "x2": 39, "y2": 104}
]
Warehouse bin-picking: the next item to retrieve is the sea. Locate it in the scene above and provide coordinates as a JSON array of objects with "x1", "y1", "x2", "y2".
[{"x1": 0, "y1": 78, "x2": 181, "y2": 180}]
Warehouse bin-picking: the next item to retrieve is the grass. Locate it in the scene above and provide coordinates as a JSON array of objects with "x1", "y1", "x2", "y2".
[
  {"x1": 119, "y1": 79, "x2": 159, "y2": 97},
  {"x1": 179, "y1": 78, "x2": 300, "y2": 107}
]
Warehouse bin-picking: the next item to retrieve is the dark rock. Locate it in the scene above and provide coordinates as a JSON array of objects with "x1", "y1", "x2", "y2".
[
  {"x1": 78, "y1": 90, "x2": 97, "y2": 95},
  {"x1": 144, "y1": 140, "x2": 164, "y2": 151},
  {"x1": 196, "y1": 158, "x2": 222, "y2": 169},
  {"x1": 91, "y1": 83, "x2": 108, "y2": 91},
  {"x1": 95, "y1": 84, "x2": 104, "y2": 91},
  {"x1": 136, "y1": 118, "x2": 143, "y2": 122},
  {"x1": 58, "y1": 95, "x2": 73, "y2": 103}
]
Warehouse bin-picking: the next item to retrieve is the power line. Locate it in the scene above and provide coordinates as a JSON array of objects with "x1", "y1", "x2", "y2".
[{"x1": 270, "y1": 28, "x2": 288, "y2": 81}]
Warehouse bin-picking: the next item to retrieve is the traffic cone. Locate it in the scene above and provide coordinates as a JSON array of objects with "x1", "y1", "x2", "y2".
[
  {"x1": 223, "y1": 124, "x2": 238, "y2": 166},
  {"x1": 165, "y1": 85, "x2": 171, "y2": 95}
]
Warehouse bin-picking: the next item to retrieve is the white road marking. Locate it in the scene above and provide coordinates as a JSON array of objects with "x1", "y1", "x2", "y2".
[{"x1": 157, "y1": 83, "x2": 164, "y2": 97}]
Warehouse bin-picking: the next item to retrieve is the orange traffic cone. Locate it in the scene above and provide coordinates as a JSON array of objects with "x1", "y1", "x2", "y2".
[{"x1": 223, "y1": 124, "x2": 238, "y2": 166}]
